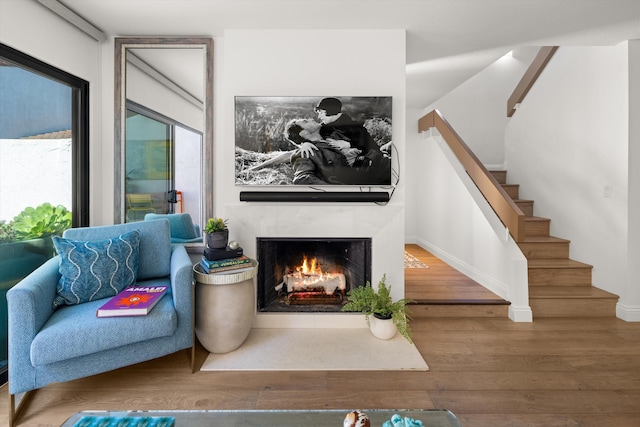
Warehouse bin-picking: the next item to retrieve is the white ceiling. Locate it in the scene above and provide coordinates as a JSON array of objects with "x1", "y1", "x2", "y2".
[{"x1": 58, "y1": 0, "x2": 640, "y2": 109}]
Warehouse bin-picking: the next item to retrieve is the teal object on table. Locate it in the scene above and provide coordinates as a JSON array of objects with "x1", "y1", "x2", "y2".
[
  {"x1": 73, "y1": 416, "x2": 175, "y2": 427},
  {"x1": 383, "y1": 413, "x2": 424, "y2": 427},
  {"x1": 62, "y1": 409, "x2": 461, "y2": 427}
]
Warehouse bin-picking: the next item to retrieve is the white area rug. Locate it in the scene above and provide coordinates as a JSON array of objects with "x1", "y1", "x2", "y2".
[
  {"x1": 404, "y1": 251, "x2": 429, "y2": 269},
  {"x1": 201, "y1": 328, "x2": 429, "y2": 371}
]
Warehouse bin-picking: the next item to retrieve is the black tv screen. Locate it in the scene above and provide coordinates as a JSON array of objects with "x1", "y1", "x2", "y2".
[{"x1": 235, "y1": 96, "x2": 392, "y2": 186}]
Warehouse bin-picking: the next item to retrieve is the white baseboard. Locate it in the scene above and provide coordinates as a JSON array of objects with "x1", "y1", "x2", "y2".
[
  {"x1": 616, "y1": 303, "x2": 640, "y2": 322},
  {"x1": 414, "y1": 238, "x2": 509, "y2": 300},
  {"x1": 509, "y1": 305, "x2": 533, "y2": 322}
]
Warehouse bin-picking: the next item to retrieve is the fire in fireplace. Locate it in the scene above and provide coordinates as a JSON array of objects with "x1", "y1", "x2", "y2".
[{"x1": 257, "y1": 237, "x2": 372, "y2": 312}]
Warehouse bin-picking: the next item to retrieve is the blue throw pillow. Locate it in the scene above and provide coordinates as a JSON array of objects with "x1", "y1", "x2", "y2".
[{"x1": 52, "y1": 230, "x2": 141, "y2": 308}]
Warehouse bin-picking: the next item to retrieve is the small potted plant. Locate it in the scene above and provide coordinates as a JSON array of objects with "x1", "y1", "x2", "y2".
[
  {"x1": 204, "y1": 217, "x2": 229, "y2": 249},
  {"x1": 341, "y1": 274, "x2": 414, "y2": 343}
]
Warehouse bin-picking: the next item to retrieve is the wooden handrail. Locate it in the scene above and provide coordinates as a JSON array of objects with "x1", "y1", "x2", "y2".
[
  {"x1": 507, "y1": 46, "x2": 558, "y2": 117},
  {"x1": 418, "y1": 110, "x2": 526, "y2": 242}
]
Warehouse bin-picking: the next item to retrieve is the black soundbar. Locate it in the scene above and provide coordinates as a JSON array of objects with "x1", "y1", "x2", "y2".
[{"x1": 239, "y1": 191, "x2": 390, "y2": 203}]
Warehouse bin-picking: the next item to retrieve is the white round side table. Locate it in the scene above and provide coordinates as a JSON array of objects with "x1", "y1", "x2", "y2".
[{"x1": 193, "y1": 259, "x2": 258, "y2": 353}]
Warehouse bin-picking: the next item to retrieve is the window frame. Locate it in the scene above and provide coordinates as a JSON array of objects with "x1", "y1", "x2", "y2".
[{"x1": 0, "y1": 43, "x2": 90, "y2": 228}]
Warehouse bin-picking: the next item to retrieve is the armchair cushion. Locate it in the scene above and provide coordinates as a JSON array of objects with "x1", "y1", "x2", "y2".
[
  {"x1": 144, "y1": 213, "x2": 200, "y2": 243},
  {"x1": 52, "y1": 230, "x2": 141, "y2": 308},
  {"x1": 31, "y1": 277, "x2": 176, "y2": 366}
]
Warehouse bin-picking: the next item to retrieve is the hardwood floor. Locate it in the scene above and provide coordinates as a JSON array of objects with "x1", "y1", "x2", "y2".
[
  {"x1": 3, "y1": 247, "x2": 640, "y2": 426},
  {"x1": 404, "y1": 244, "x2": 511, "y2": 318},
  {"x1": 404, "y1": 244, "x2": 507, "y2": 304}
]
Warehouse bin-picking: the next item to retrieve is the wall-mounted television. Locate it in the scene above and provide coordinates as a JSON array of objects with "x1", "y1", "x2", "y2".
[{"x1": 235, "y1": 96, "x2": 392, "y2": 186}]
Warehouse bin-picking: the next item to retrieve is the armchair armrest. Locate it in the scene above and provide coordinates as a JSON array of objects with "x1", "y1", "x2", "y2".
[
  {"x1": 8, "y1": 257, "x2": 59, "y2": 337},
  {"x1": 7, "y1": 256, "x2": 60, "y2": 394},
  {"x1": 169, "y1": 244, "x2": 194, "y2": 321}
]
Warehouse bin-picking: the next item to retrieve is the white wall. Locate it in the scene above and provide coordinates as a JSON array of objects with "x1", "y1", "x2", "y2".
[
  {"x1": 0, "y1": 0, "x2": 103, "y2": 224},
  {"x1": 126, "y1": 64, "x2": 203, "y2": 132},
  {"x1": 411, "y1": 127, "x2": 530, "y2": 321},
  {"x1": 505, "y1": 44, "x2": 632, "y2": 314},
  {"x1": 423, "y1": 47, "x2": 538, "y2": 167},
  {"x1": 0, "y1": 139, "x2": 71, "y2": 220},
  {"x1": 218, "y1": 30, "x2": 406, "y2": 327},
  {"x1": 404, "y1": 108, "x2": 421, "y2": 242},
  {"x1": 627, "y1": 40, "x2": 640, "y2": 320},
  {"x1": 406, "y1": 47, "x2": 536, "y2": 243}
]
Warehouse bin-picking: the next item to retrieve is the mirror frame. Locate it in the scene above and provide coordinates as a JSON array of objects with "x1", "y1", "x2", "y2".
[{"x1": 114, "y1": 37, "x2": 213, "y2": 245}]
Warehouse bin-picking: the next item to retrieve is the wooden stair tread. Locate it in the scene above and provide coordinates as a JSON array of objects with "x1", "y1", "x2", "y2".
[
  {"x1": 405, "y1": 283, "x2": 505, "y2": 300},
  {"x1": 501, "y1": 184, "x2": 519, "y2": 190},
  {"x1": 525, "y1": 216, "x2": 550, "y2": 222},
  {"x1": 409, "y1": 298, "x2": 509, "y2": 305},
  {"x1": 521, "y1": 236, "x2": 570, "y2": 243},
  {"x1": 527, "y1": 258, "x2": 593, "y2": 269},
  {"x1": 529, "y1": 286, "x2": 619, "y2": 299}
]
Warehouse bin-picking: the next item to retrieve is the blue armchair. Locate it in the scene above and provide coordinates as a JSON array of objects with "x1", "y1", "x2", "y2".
[
  {"x1": 144, "y1": 212, "x2": 202, "y2": 244},
  {"x1": 7, "y1": 219, "x2": 194, "y2": 425}
]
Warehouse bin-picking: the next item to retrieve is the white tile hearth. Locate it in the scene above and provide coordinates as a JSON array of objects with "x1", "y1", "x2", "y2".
[{"x1": 200, "y1": 328, "x2": 429, "y2": 371}]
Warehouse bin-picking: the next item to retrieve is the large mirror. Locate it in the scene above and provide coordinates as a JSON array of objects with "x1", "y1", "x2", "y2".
[{"x1": 114, "y1": 37, "x2": 213, "y2": 248}]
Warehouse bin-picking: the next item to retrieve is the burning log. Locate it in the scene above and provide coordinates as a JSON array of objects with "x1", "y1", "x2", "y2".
[
  {"x1": 285, "y1": 291, "x2": 343, "y2": 305},
  {"x1": 284, "y1": 273, "x2": 346, "y2": 295},
  {"x1": 282, "y1": 254, "x2": 346, "y2": 305}
]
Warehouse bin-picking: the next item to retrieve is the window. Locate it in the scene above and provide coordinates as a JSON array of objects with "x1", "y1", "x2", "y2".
[
  {"x1": 125, "y1": 101, "x2": 202, "y2": 226},
  {"x1": 0, "y1": 43, "x2": 90, "y2": 385}
]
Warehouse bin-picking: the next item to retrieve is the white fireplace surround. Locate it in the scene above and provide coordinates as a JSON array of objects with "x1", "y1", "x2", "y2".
[{"x1": 226, "y1": 203, "x2": 405, "y2": 329}]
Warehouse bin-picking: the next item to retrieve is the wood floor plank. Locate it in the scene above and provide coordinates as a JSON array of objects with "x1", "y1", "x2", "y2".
[
  {"x1": 423, "y1": 354, "x2": 577, "y2": 372},
  {"x1": 457, "y1": 413, "x2": 640, "y2": 427},
  {"x1": 429, "y1": 390, "x2": 640, "y2": 414}
]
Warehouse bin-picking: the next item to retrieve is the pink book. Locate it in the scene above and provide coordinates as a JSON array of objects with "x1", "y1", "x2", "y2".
[{"x1": 97, "y1": 285, "x2": 168, "y2": 317}]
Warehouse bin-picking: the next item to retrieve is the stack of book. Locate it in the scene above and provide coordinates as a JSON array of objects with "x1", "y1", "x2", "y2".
[{"x1": 201, "y1": 246, "x2": 252, "y2": 274}]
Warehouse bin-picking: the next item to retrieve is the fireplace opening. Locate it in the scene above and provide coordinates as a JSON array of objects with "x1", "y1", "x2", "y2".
[{"x1": 257, "y1": 237, "x2": 372, "y2": 312}]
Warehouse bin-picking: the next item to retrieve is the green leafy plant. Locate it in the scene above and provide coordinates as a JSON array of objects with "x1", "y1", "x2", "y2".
[
  {"x1": 204, "y1": 217, "x2": 228, "y2": 233},
  {"x1": 0, "y1": 220, "x2": 16, "y2": 242},
  {"x1": 342, "y1": 274, "x2": 414, "y2": 343},
  {"x1": 12, "y1": 203, "x2": 72, "y2": 240}
]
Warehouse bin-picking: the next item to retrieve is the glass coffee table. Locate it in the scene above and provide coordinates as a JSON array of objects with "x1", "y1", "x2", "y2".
[{"x1": 62, "y1": 409, "x2": 461, "y2": 426}]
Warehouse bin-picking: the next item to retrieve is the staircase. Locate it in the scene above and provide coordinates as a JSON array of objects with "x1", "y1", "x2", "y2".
[{"x1": 491, "y1": 171, "x2": 619, "y2": 318}]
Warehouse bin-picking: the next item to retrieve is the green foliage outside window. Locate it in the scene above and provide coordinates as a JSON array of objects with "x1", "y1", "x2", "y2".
[{"x1": 0, "y1": 203, "x2": 71, "y2": 242}]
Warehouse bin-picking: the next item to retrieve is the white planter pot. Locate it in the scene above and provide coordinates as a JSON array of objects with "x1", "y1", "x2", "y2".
[{"x1": 369, "y1": 314, "x2": 397, "y2": 340}]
